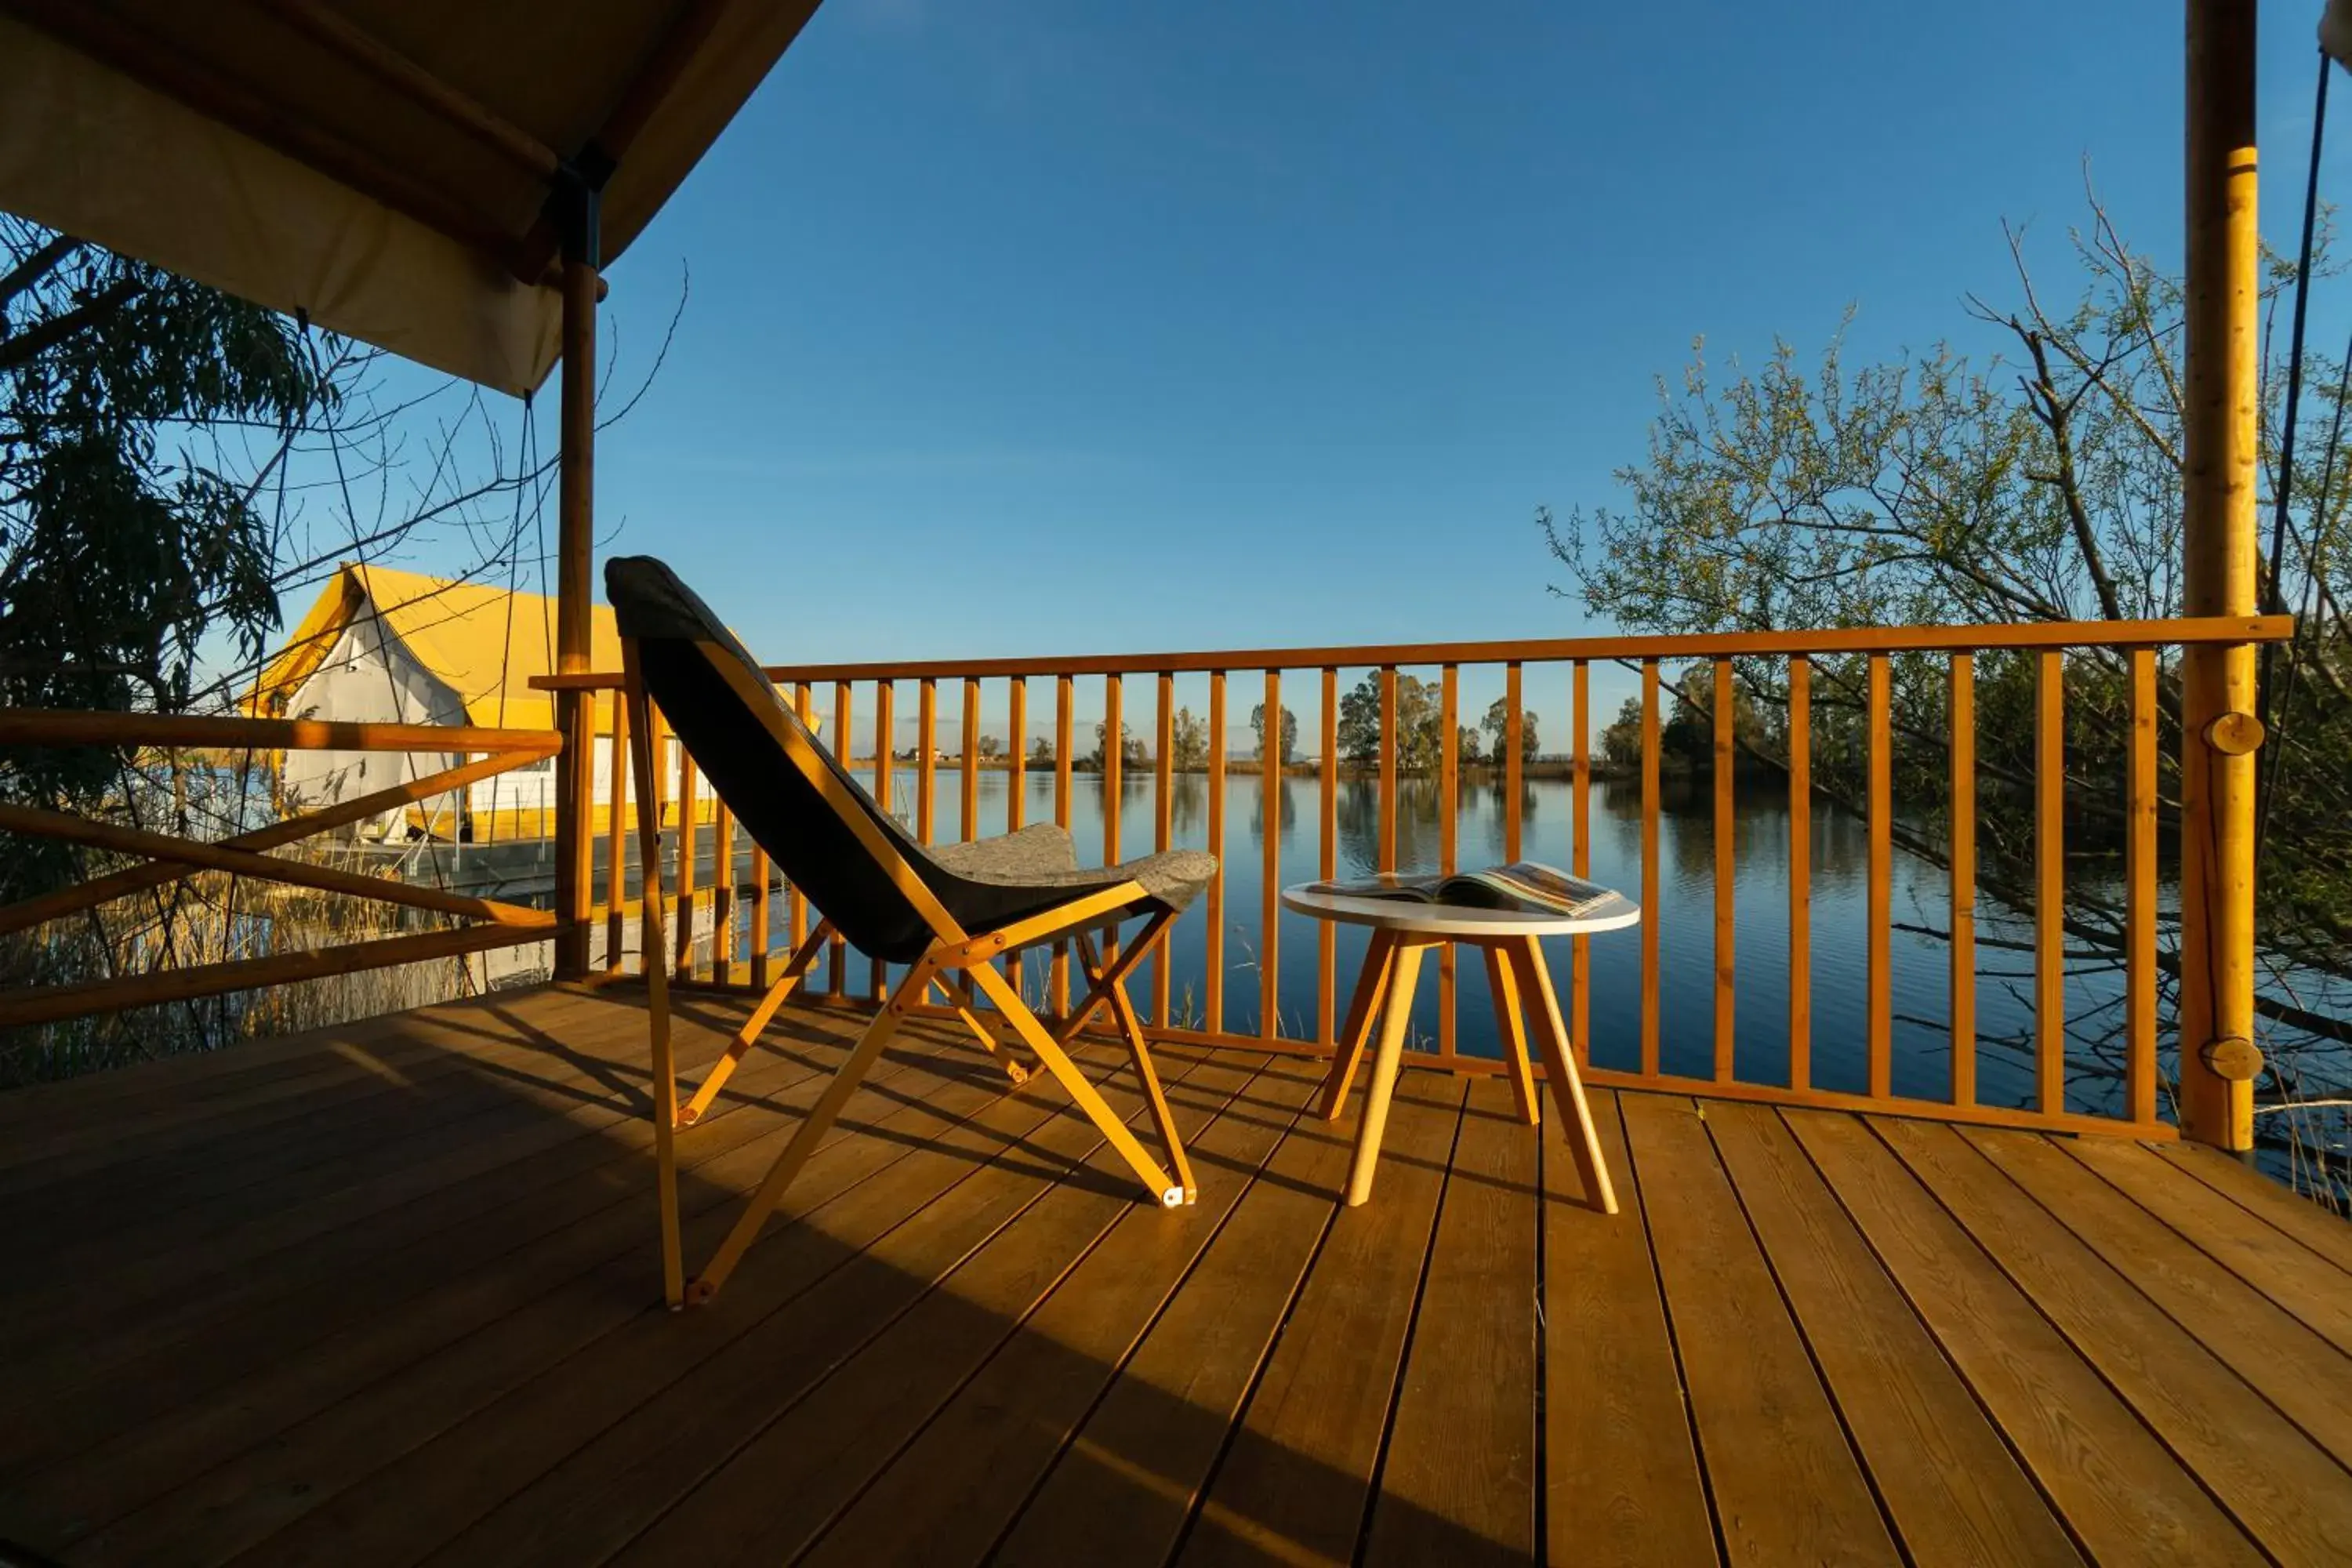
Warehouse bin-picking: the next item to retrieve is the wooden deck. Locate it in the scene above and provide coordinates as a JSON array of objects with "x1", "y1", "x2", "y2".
[{"x1": 3, "y1": 986, "x2": 2350, "y2": 1566}]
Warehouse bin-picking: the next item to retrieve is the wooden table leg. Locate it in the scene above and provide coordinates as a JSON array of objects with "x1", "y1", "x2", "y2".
[
  {"x1": 1345, "y1": 940, "x2": 1426, "y2": 1207},
  {"x1": 1319, "y1": 929, "x2": 1397, "y2": 1120},
  {"x1": 1508, "y1": 935, "x2": 1619, "y2": 1214},
  {"x1": 1480, "y1": 940, "x2": 1541, "y2": 1126}
]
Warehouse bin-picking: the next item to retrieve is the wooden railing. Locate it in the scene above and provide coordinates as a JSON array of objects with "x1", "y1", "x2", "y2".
[
  {"x1": 536, "y1": 613, "x2": 2292, "y2": 1142},
  {"x1": 0, "y1": 712, "x2": 563, "y2": 1028}
]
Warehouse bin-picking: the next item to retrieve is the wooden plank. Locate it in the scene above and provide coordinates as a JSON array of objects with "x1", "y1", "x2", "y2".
[
  {"x1": 594, "y1": 1052, "x2": 1254, "y2": 1566},
  {"x1": 1866, "y1": 652, "x2": 1891, "y2": 1098},
  {"x1": 1542, "y1": 1092, "x2": 1715, "y2": 1567},
  {"x1": 2063, "y1": 1138, "x2": 2352, "y2": 1349},
  {"x1": 1640, "y1": 661, "x2": 1661, "y2": 1078},
  {"x1": 1173, "y1": 1073, "x2": 1465, "y2": 1568},
  {"x1": 1378, "y1": 665, "x2": 1399, "y2": 872},
  {"x1": 1968, "y1": 1127, "x2": 2352, "y2": 1472},
  {"x1": 2126, "y1": 648, "x2": 2157, "y2": 1123},
  {"x1": 794, "y1": 1056, "x2": 1325, "y2": 1566},
  {"x1": 117, "y1": 1034, "x2": 1173, "y2": 1568},
  {"x1": 1617, "y1": 1093, "x2": 1892, "y2": 1566},
  {"x1": 1571, "y1": 659, "x2": 1591, "y2": 1061},
  {"x1": 1786, "y1": 1111, "x2": 2260, "y2": 1565},
  {"x1": 1947, "y1": 652, "x2": 1975, "y2": 1105},
  {"x1": 1707, "y1": 1104, "x2": 2076, "y2": 1565},
  {"x1": 1360, "y1": 1078, "x2": 1538, "y2": 1566},
  {"x1": 2143, "y1": 1141, "x2": 2352, "y2": 1275},
  {"x1": 2035, "y1": 649, "x2": 2063, "y2": 1112},
  {"x1": 1879, "y1": 1116, "x2": 2352, "y2": 1563},
  {"x1": 1787, "y1": 656, "x2": 1810, "y2": 1091},
  {"x1": 1261, "y1": 668, "x2": 1281, "y2": 1040},
  {"x1": 1503, "y1": 661, "x2": 1523, "y2": 862},
  {"x1": 1207, "y1": 670, "x2": 1227, "y2": 1033},
  {"x1": 992, "y1": 1064, "x2": 1362, "y2": 1568},
  {"x1": 1713, "y1": 656, "x2": 1735, "y2": 1081},
  {"x1": 0, "y1": 1014, "x2": 981, "y2": 1557}
]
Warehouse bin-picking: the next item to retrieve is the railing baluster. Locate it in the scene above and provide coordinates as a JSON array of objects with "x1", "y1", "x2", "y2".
[
  {"x1": 789, "y1": 684, "x2": 811, "y2": 957},
  {"x1": 2128, "y1": 648, "x2": 2157, "y2": 1123},
  {"x1": 1378, "y1": 666, "x2": 1398, "y2": 873},
  {"x1": 750, "y1": 835, "x2": 771, "y2": 989},
  {"x1": 962, "y1": 677, "x2": 982, "y2": 844},
  {"x1": 1154, "y1": 670, "x2": 1174, "y2": 1025},
  {"x1": 1438, "y1": 663, "x2": 1458, "y2": 1065},
  {"x1": 1948, "y1": 653, "x2": 1975, "y2": 1106},
  {"x1": 1261, "y1": 667, "x2": 1280, "y2": 1040},
  {"x1": 917, "y1": 677, "x2": 936, "y2": 845},
  {"x1": 1788, "y1": 656, "x2": 1812, "y2": 1092},
  {"x1": 1207, "y1": 670, "x2": 1227, "y2": 1033},
  {"x1": 1714, "y1": 657, "x2": 1736, "y2": 1080},
  {"x1": 1867, "y1": 653, "x2": 1892, "y2": 1098},
  {"x1": 829, "y1": 681, "x2": 851, "y2": 994},
  {"x1": 605, "y1": 690, "x2": 627, "y2": 975},
  {"x1": 1504, "y1": 662, "x2": 1523, "y2": 862},
  {"x1": 1571, "y1": 659, "x2": 1590, "y2": 1065},
  {"x1": 675, "y1": 707, "x2": 699, "y2": 981},
  {"x1": 2036, "y1": 648, "x2": 2065, "y2": 1114},
  {"x1": 1641, "y1": 659, "x2": 1661, "y2": 1076},
  {"x1": 871, "y1": 680, "x2": 893, "y2": 998},
  {"x1": 1007, "y1": 676, "x2": 1026, "y2": 997},
  {"x1": 712, "y1": 793, "x2": 734, "y2": 987},
  {"x1": 1054, "y1": 674, "x2": 1074, "y2": 1015},
  {"x1": 1319, "y1": 666, "x2": 1339, "y2": 1047}
]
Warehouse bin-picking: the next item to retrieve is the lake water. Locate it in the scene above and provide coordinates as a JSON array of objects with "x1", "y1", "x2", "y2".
[{"x1": 833, "y1": 768, "x2": 2125, "y2": 1120}]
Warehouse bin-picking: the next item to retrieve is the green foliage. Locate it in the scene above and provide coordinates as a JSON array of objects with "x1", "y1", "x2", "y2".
[
  {"x1": 1087, "y1": 720, "x2": 1145, "y2": 772},
  {"x1": 1171, "y1": 706, "x2": 1210, "y2": 771},
  {"x1": 1250, "y1": 701, "x2": 1298, "y2": 766},
  {"x1": 1479, "y1": 695, "x2": 1540, "y2": 766}
]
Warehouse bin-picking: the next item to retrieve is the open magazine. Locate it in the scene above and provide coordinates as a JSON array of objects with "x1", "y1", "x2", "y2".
[{"x1": 1305, "y1": 862, "x2": 1617, "y2": 918}]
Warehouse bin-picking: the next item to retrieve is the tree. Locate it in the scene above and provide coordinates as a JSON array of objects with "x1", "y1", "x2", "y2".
[
  {"x1": 1250, "y1": 702, "x2": 1298, "y2": 767},
  {"x1": 1171, "y1": 706, "x2": 1210, "y2": 771},
  {"x1": 1336, "y1": 672, "x2": 1446, "y2": 771},
  {"x1": 1029, "y1": 735, "x2": 1054, "y2": 768},
  {"x1": 1087, "y1": 720, "x2": 1145, "y2": 772},
  {"x1": 1544, "y1": 190, "x2": 2352, "y2": 1057},
  {"x1": 1600, "y1": 696, "x2": 1645, "y2": 768},
  {"x1": 978, "y1": 735, "x2": 1004, "y2": 760},
  {"x1": 1479, "y1": 695, "x2": 1541, "y2": 766}
]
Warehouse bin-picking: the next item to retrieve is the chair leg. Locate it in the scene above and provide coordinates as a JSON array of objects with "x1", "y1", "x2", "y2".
[
  {"x1": 623, "y1": 662, "x2": 684, "y2": 1308},
  {"x1": 689, "y1": 959, "x2": 937, "y2": 1304},
  {"x1": 964, "y1": 957, "x2": 1184, "y2": 1209},
  {"x1": 1080, "y1": 920, "x2": 1195, "y2": 1203},
  {"x1": 1508, "y1": 935, "x2": 1618, "y2": 1215},
  {"x1": 1320, "y1": 930, "x2": 1397, "y2": 1120},
  {"x1": 933, "y1": 973, "x2": 1031, "y2": 1085},
  {"x1": 678, "y1": 918, "x2": 833, "y2": 1127}
]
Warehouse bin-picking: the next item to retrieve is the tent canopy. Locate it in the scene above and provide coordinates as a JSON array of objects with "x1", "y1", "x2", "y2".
[{"x1": 0, "y1": 0, "x2": 825, "y2": 393}]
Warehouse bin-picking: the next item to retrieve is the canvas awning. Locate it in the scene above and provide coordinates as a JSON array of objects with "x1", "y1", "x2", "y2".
[{"x1": 0, "y1": 0, "x2": 825, "y2": 394}]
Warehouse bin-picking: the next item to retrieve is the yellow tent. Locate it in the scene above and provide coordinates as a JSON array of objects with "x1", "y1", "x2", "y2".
[{"x1": 249, "y1": 562, "x2": 621, "y2": 733}]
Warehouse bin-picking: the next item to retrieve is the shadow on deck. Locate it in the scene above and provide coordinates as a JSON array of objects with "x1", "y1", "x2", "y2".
[{"x1": 2, "y1": 984, "x2": 2349, "y2": 1566}]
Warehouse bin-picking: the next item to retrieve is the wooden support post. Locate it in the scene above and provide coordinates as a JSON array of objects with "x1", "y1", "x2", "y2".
[
  {"x1": 2180, "y1": 0, "x2": 2261, "y2": 1151},
  {"x1": 551, "y1": 245, "x2": 597, "y2": 978}
]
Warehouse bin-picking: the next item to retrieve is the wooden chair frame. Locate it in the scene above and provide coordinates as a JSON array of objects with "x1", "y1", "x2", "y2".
[{"x1": 622, "y1": 637, "x2": 1193, "y2": 1308}]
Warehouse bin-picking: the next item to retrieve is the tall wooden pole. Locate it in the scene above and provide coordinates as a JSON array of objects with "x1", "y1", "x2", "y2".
[
  {"x1": 552, "y1": 210, "x2": 599, "y2": 979},
  {"x1": 2179, "y1": 0, "x2": 2260, "y2": 1151}
]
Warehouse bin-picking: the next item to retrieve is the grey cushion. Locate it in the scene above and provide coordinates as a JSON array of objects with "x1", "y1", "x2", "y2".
[{"x1": 929, "y1": 824, "x2": 1217, "y2": 914}]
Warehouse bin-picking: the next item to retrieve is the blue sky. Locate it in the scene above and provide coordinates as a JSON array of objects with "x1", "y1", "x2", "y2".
[{"x1": 355, "y1": 0, "x2": 2352, "y2": 746}]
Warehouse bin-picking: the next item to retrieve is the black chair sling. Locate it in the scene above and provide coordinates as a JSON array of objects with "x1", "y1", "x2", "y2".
[{"x1": 607, "y1": 556, "x2": 1214, "y2": 1308}]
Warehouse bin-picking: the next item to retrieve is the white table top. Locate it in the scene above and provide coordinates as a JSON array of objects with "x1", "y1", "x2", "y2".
[{"x1": 1279, "y1": 878, "x2": 1642, "y2": 938}]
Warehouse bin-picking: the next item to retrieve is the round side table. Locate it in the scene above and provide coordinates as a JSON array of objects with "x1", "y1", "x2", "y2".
[{"x1": 1281, "y1": 880, "x2": 1639, "y2": 1211}]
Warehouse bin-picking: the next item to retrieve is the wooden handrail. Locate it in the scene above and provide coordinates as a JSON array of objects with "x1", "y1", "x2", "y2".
[
  {"x1": 528, "y1": 613, "x2": 2296, "y2": 692},
  {"x1": 0, "y1": 710, "x2": 561, "y2": 753}
]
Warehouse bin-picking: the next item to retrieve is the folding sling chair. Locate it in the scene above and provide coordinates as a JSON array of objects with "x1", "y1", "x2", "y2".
[{"x1": 606, "y1": 557, "x2": 1217, "y2": 1308}]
